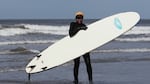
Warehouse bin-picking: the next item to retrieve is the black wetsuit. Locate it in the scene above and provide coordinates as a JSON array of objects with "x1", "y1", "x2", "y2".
[{"x1": 69, "y1": 22, "x2": 93, "y2": 83}]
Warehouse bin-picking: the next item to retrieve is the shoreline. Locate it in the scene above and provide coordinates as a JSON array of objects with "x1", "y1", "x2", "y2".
[{"x1": 0, "y1": 61, "x2": 150, "y2": 84}]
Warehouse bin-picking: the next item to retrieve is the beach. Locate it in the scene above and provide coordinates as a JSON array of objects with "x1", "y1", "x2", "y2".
[
  {"x1": 0, "y1": 58, "x2": 150, "y2": 84},
  {"x1": 0, "y1": 19, "x2": 150, "y2": 84}
]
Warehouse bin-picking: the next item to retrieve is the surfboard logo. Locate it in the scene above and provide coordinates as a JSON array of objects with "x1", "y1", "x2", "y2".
[{"x1": 114, "y1": 17, "x2": 122, "y2": 30}]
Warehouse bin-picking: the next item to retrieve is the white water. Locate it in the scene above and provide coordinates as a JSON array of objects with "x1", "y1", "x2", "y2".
[
  {"x1": 0, "y1": 24, "x2": 150, "y2": 45},
  {"x1": 0, "y1": 24, "x2": 69, "y2": 36},
  {"x1": 0, "y1": 40, "x2": 58, "y2": 45},
  {"x1": 0, "y1": 24, "x2": 150, "y2": 36}
]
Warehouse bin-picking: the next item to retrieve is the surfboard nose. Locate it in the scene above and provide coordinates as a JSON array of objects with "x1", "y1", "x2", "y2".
[
  {"x1": 127, "y1": 12, "x2": 140, "y2": 24},
  {"x1": 131, "y1": 12, "x2": 140, "y2": 23}
]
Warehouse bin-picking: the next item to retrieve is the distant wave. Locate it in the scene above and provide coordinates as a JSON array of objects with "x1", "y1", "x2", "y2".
[
  {"x1": 0, "y1": 67, "x2": 25, "y2": 73},
  {"x1": 124, "y1": 26, "x2": 150, "y2": 35},
  {"x1": 0, "y1": 40, "x2": 57, "y2": 45},
  {"x1": 0, "y1": 24, "x2": 27, "y2": 29},
  {"x1": 93, "y1": 48, "x2": 150, "y2": 53},
  {"x1": 91, "y1": 57, "x2": 150, "y2": 63},
  {"x1": 0, "y1": 24, "x2": 150, "y2": 43},
  {"x1": 116, "y1": 37, "x2": 150, "y2": 42},
  {"x1": 0, "y1": 47, "x2": 40, "y2": 55}
]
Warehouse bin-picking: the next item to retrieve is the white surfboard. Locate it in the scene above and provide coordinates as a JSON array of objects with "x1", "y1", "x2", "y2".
[{"x1": 26, "y1": 12, "x2": 140, "y2": 74}]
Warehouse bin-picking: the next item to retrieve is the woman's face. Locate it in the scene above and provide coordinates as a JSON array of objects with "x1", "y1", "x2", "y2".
[
  {"x1": 76, "y1": 18, "x2": 83, "y2": 24},
  {"x1": 76, "y1": 15, "x2": 83, "y2": 24}
]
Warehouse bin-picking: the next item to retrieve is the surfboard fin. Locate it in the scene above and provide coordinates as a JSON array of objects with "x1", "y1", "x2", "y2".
[
  {"x1": 36, "y1": 54, "x2": 41, "y2": 58},
  {"x1": 28, "y1": 65, "x2": 36, "y2": 69},
  {"x1": 41, "y1": 67, "x2": 47, "y2": 70}
]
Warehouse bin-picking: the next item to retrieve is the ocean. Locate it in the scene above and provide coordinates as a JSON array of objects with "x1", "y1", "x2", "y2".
[{"x1": 0, "y1": 19, "x2": 150, "y2": 84}]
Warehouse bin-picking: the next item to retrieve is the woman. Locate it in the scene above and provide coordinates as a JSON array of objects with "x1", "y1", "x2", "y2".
[{"x1": 69, "y1": 11, "x2": 93, "y2": 84}]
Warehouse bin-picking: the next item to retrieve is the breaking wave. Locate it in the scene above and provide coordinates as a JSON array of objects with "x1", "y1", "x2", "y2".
[
  {"x1": 125, "y1": 26, "x2": 150, "y2": 35},
  {"x1": 94, "y1": 48, "x2": 150, "y2": 53},
  {"x1": 0, "y1": 24, "x2": 69, "y2": 36},
  {"x1": 0, "y1": 24, "x2": 150, "y2": 43},
  {"x1": 0, "y1": 40, "x2": 57, "y2": 45},
  {"x1": 0, "y1": 47, "x2": 40, "y2": 55}
]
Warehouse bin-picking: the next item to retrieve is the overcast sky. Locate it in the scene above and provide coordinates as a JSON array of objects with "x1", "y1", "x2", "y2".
[{"x1": 0, "y1": 0, "x2": 149, "y2": 19}]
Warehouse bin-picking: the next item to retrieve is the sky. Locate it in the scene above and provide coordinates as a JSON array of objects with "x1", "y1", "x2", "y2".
[{"x1": 0, "y1": 0, "x2": 149, "y2": 19}]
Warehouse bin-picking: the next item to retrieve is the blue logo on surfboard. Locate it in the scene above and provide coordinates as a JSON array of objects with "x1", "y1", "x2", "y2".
[{"x1": 114, "y1": 18, "x2": 122, "y2": 30}]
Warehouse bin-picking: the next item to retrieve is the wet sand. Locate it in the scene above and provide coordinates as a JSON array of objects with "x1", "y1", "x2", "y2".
[{"x1": 0, "y1": 59, "x2": 150, "y2": 84}]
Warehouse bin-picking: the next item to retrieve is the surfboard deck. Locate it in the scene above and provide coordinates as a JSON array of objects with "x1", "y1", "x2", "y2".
[{"x1": 26, "y1": 12, "x2": 140, "y2": 74}]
